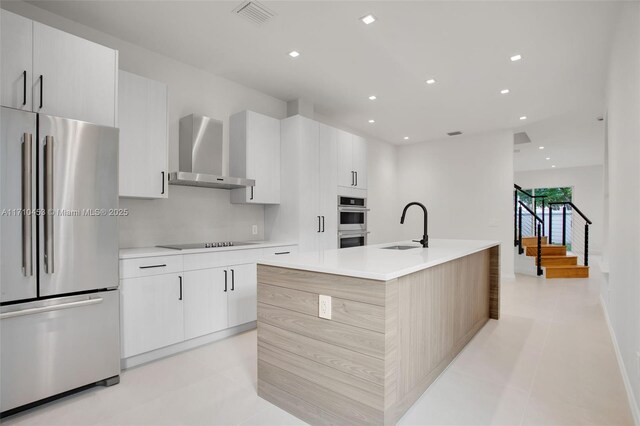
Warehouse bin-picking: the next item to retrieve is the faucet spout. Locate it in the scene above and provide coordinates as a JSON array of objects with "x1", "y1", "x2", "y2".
[{"x1": 400, "y1": 202, "x2": 429, "y2": 248}]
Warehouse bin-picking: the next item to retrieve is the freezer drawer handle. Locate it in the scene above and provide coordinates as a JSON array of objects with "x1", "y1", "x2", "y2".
[
  {"x1": 44, "y1": 136, "x2": 54, "y2": 274},
  {"x1": 0, "y1": 298, "x2": 103, "y2": 320},
  {"x1": 274, "y1": 251, "x2": 290, "y2": 255},
  {"x1": 22, "y1": 133, "x2": 33, "y2": 277}
]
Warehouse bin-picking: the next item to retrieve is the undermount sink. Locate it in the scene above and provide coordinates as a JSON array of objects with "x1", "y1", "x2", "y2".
[{"x1": 381, "y1": 245, "x2": 422, "y2": 250}]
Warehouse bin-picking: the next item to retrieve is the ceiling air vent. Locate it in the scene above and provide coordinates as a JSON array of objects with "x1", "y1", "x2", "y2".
[
  {"x1": 514, "y1": 132, "x2": 531, "y2": 145},
  {"x1": 232, "y1": 1, "x2": 276, "y2": 25},
  {"x1": 447, "y1": 131, "x2": 463, "y2": 136}
]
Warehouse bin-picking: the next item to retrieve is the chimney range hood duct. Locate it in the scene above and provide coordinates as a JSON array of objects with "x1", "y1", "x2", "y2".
[{"x1": 169, "y1": 114, "x2": 255, "y2": 189}]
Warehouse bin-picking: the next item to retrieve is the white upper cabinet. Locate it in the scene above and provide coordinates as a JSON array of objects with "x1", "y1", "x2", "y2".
[
  {"x1": 337, "y1": 129, "x2": 354, "y2": 188},
  {"x1": 230, "y1": 110, "x2": 281, "y2": 204},
  {"x1": 32, "y1": 22, "x2": 117, "y2": 126},
  {"x1": 352, "y1": 135, "x2": 368, "y2": 189},
  {"x1": 118, "y1": 70, "x2": 168, "y2": 199},
  {"x1": 1, "y1": 10, "x2": 32, "y2": 111},
  {"x1": 337, "y1": 130, "x2": 367, "y2": 190},
  {"x1": 0, "y1": 11, "x2": 118, "y2": 127}
]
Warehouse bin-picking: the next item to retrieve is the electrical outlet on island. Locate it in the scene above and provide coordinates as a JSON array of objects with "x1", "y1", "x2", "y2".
[
  {"x1": 319, "y1": 295, "x2": 332, "y2": 320},
  {"x1": 252, "y1": 225, "x2": 258, "y2": 235}
]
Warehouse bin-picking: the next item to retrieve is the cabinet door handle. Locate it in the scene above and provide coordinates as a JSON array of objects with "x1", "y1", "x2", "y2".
[
  {"x1": 139, "y1": 264, "x2": 166, "y2": 269},
  {"x1": 321, "y1": 216, "x2": 325, "y2": 232},
  {"x1": 224, "y1": 270, "x2": 228, "y2": 292},
  {"x1": 22, "y1": 70, "x2": 27, "y2": 106},
  {"x1": 250, "y1": 186, "x2": 254, "y2": 200},
  {"x1": 231, "y1": 269, "x2": 235, "y2": 291},
  {"x1": 351, "y1": 171, "x2": 355, "y2": 186},
  {"x1": 178, "y1": 276, "x2": 183, "y2": 300},
  {"x1": 355, "y1": 171, "x2": 358, "y2": 187},
  {"x1": 317, "y1": 216, "x2": 321, "y2": 232},
  {"x1": 274, "y1": 251, "x2": 290, "y2": 255},
  {"x1": 161, "y1": 172, "x2": 165, "y2": 195},
  {"x1": 39, "y1": 75, "x2": 43, "y2": 109}
]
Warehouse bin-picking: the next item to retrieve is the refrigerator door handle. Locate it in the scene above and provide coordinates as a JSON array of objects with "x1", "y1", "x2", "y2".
[
  {"x1": 0, "y1": 297, "x2": 103, "y2": 320},
  {"x1": 44, "y1": 135, "x2": 54, "y2": 274},
  {"x1": 22, "y1": 133, "x2": 33, "y2": 277}
]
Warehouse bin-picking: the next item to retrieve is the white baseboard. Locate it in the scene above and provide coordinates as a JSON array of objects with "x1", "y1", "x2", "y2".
[
  {"x1": 121, "y1": 321, "x2": 257, "y2": 370},
  {"x1": 600, "y1": 295, "x2": 640, "y2": 425}
]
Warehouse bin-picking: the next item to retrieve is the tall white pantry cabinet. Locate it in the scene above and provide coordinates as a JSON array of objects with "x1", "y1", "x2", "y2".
[
  {"x1": 1, "y1": 9, "x2": 118, "y2": 127},
  {"x1": 265, "y1": 115, "x2": 338, "y2": 252}
]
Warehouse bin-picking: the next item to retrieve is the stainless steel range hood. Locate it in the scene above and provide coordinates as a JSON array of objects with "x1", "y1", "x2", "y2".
[{"x1": 168, "y1": 114, "x2": 254, "y2": 189}]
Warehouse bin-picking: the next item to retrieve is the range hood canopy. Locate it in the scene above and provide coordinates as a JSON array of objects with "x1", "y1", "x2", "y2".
[{"x1": 169, "y1": 114, "x2": 254, "y2": 189}]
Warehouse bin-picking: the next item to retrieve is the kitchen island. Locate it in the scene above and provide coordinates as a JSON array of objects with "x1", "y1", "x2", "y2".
[{"x1": 256, "y1": 239, "x2": 500, "y2": 425}]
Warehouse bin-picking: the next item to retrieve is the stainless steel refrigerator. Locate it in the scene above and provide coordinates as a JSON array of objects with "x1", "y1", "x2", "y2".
[{"x1": 0, "y1": 106, "x2": 120, "y2": 414}]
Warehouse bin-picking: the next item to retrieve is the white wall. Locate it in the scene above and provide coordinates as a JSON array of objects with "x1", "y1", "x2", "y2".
[
  {"x1": 602, "y1": 2, "x2": 640, "y2": 421},
  {"x1": 2, "y1": 1, "x2": 287, "y2": 248},
  {"x1": 515, "y1": 165, "x2": 604, "y2": 253},
  {"x1": 396, "y1": 130, "x2": 515, "y2": 277}
]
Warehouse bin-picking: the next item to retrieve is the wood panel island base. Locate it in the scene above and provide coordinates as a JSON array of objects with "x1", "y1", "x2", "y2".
[{"x1": 256, "y1": 240, "x2": 500, "y2": 425}]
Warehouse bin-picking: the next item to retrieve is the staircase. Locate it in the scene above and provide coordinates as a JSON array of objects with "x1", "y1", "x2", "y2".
[{"x1": 514, "y1": 185, "x2": 592, "y2": 279}]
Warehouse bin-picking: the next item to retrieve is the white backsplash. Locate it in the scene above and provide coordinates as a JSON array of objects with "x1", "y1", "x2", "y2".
[{"x1": 118, "y1": 185, "x2": 264, "y2": 248}]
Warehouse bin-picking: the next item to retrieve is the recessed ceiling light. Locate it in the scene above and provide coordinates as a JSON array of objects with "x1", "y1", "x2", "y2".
[
  {"x1": 368, "y1": 95, "x2": 377, "y2": 100},
  {"x1": 288, "y1": 51, "x2": 300, "y2": 58},
  {"x1": 520, "y1": 116, "x2": 527, "y2": 120},
  {"x1": 546, "y1": 157, "x2": 550, "y2": 160},
  {"x1": 426, "y1": 79, "x2": 436, "y2": 85},
  {"x1": 404, "y1": 136, "x2": 409, "y2": 140},
  {"x1": 368, "y1": 119, "x2": 375, "y2": 123},
  {"x1": 361, "y1": 14, "x2": 376, "y2": 25},
  {"x1": 500, "y1": 89, "x2": 510, "y2": 94},
  {"x1": 552, "y1": 165, "x2": 556, "y2": 168},
  {"x1": 539, "y1": 146, "x2": 544, "y2": 150},
  {"x1": 510, "y1": 54, "x2": 522, "y2": 62}
]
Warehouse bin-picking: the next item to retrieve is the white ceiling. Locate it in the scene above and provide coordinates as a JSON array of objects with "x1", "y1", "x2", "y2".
[
  {"x1": 513, "y1": 111, "x2": 605, "y2": 172},
  {"x1": 26, "y1": 0, "x2": 618, "y2": 168}
]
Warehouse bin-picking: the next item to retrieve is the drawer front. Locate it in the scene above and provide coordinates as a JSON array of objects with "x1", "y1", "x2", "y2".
[
  {"x1": 120, "y1": 255, "x2": 183, "y2": 279},
  {"x1": 183, "y1": 248, "x2": 262, "y2": 271},
  {"x1": 260, "y1": 245, "x2": 299, "y2": 259}
]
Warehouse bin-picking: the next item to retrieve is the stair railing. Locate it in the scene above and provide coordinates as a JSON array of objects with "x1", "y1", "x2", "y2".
[
  {"x1": 547, "y1": 202, "x2": 592, "y2": 266},
  {"x1": 514, "y1": 184, "x2": 547, "y2": 246},
  {"x1": 517, "y1": 201, "x2": 544, "y2": 276}
]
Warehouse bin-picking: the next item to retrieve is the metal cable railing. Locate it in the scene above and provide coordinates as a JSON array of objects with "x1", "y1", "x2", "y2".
[
  {"x1": 547, "y1": 201, "x2": 592, "y2": 266},
  {"x1": 516, "y1": 200, "x2": 544, "y2": 276}
]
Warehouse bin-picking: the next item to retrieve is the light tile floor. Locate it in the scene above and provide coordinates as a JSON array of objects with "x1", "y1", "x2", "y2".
[{"x1": 2, "y1": 261, "x2": 634, "y2": 425}]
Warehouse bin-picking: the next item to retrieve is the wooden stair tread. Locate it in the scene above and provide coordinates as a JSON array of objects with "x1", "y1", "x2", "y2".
[
  {"x1": 525, "y1": 244, "x2": 567, "y2": 257},
  {"x1": 545, "y1": 265, "x2": 589, "y2": 279},
  {"x1": 541, "y1": 255, "x2": 577, "y2": 258},
  {"x1": 545, "y1": 265, "x2": 588, "y2": 269},
  {"x1": 521, "y1": 236, "x2": 548, "y2": 247}
]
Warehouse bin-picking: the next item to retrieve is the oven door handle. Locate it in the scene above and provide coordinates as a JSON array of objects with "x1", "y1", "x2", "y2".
[
  {"x1": 338, "y1": 207, "x2": 370, "y2": 212},
  {"x1": 338, "y1": 231, "x2": 371, "y2": 237}
]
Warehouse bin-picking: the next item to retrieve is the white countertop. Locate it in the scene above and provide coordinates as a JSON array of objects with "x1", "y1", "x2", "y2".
[
  {"x1": 119, "y1": 241, "x2": 297, "y2": 259},
  {"x1": 258, "y1": 239, "x2": 500, "y2": 281}
]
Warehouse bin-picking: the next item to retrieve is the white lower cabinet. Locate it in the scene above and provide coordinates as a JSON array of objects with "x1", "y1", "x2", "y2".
[
  {"x1": 120, "y1": 245, "x2": 296, "y2": 360},
  {"x1": 227, "y1": 263, "x2": 258, "y2": 328},
  {"x1": 183, "y1": 267, "x2": 228, "y2": 340},
  {"x1": 120, "y1": 272, "x2": 184, "y2": 358}
]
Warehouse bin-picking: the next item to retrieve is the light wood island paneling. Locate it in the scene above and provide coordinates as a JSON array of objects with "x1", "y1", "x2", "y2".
[{"x1": 257, "y1": 247, "x2": 500, "y2": 425}]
